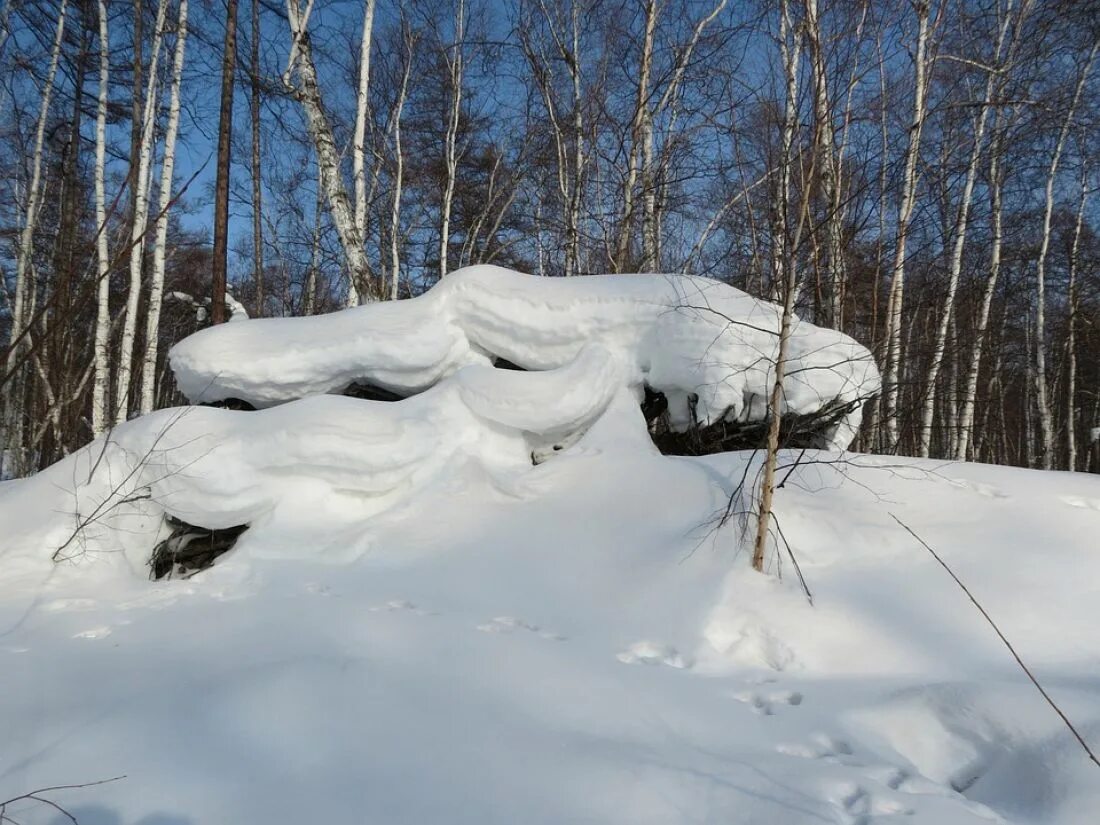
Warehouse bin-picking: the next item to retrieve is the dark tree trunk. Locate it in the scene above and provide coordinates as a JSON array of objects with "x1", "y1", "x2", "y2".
[{"x1": 212, "y1": 0, "x2": 239, "y2": 324}]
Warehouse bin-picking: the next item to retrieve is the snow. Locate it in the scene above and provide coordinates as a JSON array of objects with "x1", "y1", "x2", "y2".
[
  {"x1": 170, "y1": 266, "x2": 879, "y2": 449},
  {"x1": 3, "y1": 392, "x2": 1100, "y2": 824},
  {"x1": 3, "y1": 269, "x2": 1098, "y2": 824}
]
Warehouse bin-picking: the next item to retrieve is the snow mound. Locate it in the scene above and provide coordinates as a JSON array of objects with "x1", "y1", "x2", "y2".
[
  {"x1": 0, "y1": 345, "x2": 623, "y2": 565},
  {"x1": 170, "y1": 266, "x2": 879, "y2": 449}
]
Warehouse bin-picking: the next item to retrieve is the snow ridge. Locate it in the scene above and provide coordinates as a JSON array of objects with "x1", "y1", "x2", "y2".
[{"x1": 169, "y1": 266, "x2": 880, "y2": 449}]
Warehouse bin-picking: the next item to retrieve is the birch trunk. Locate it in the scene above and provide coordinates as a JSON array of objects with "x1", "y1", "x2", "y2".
[
  {"x1": 1066, "y1": 166, "x2": 1087, "y2": 471},
  {"x1": 956, "y1": 118, "x2": 1005, "y2": 461},
  {"x1": 389, "y1": 26, "x2": 413, "y2": 301},
  {"x1": 1034, "y1": 41, "x2": 1096, "y2": 469},
  {"x1": 754, "y1": 0, "x2": 801, "y2": 573},
  {"x1": 139, "y1": 0, "x2": 189, "y2": 414},
  {"x1": 882, "y1": 0, "x2": 931, "y2": 452},
  {"x1": 918, "y1": 5, "x2": 1017, "y2": 457},
  {"x1": 439, "y1": 0, "x2": 466, "y2": 280},
  {"x1": 803, "y1": 0, "x2": 846, "y2": 328},
  {"x1": 114, "y1": 0, "x2": 169, "y2": 425},
  {"x1": 349, "y1": 0, "x2": 376, "y2": 306},
  {"x1": 250, "y1": 0, "x2": 264, "y2": 316},
  {"x1": 8, "y1": 0, "x2": 68, "y2": 362},
  {"x1": 285, "y1": 0, "x2": 372, "y2": 298},
  {"x1": 91, "y1": 0, "x2": 112, "y2": 436}
]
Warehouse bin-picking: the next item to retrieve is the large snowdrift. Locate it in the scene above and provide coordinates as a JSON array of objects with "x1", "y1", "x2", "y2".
[
  {"x1": 0, "y1": 346, "x2": 624, "y2": 566},
  {"x1": 3, "y1": 422, "x2": 1100, "y2": 824},
  {"x1": 170, "y1": 266, "x2": 879, "y2": 449}
]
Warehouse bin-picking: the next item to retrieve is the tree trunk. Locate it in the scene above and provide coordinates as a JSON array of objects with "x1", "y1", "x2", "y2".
[
  {"x1": 1034, "y1": 41, "x2": 1096, "y2": 469},
  {"x1": 212, "y1": 0, "x2": 239, "y2": 325},
  {"x1": 250, "y1": 0, "x2": 264, "y2": 316},
  {"x1": 348, "y1": 0, "x2": 376, "y2": 306},
  {"x1": 439, "y1": 0, "x2": 466, "y2": 280},
  {"x1": 91, "y1": 0, "x2": 112, "y2": 436},
  {"x1": 114, "y1": 0, "x2": 169, "y2": 425},
  {"x1": 285, "y1": 0, "x2": 372, "y2": 299},
  {"x1": 140, "y1": 0, "x2": 189, "y2": 414},
  {"x1": 754, "y1": 0, "x2": 801, "y2": 573},
  {"x1": 883, "y1": 0, "x2": 931, "y2": 452}
]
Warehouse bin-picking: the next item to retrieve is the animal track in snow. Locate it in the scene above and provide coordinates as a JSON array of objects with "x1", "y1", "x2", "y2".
[
  {"x1": 943, "y1": 478, "x2": 1008, "y2": 499},
  {"x1": 368, "y1": 599, "x2": 433, "y2": 616},
  {"x1": 827, "y1": 781, "x2": 914, "y2": 825},
  {"x1": 72, "y1": 626, "x2": 112, "y2": 640},
  {"x1": 733, "y1": 689, "x2": 803, "y2": 716},
  {"x1": 616, "y1": 640, "x2": 692, "y2": 669},
  {"x1": 477, "y1": 616, "x2": 566, "y2": 641},
  {"x1": 40, "y1": 598, "x2": 99, "y2": 613},
  {"x1": 1060, "y1": 495, "x2": 1100, "y2": 511},
  {"x1": 777, "y1": 732, "x2": 853, "y2": 761}
]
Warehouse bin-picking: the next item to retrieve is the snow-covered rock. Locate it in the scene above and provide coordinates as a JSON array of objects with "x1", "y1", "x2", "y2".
[{"x1": 170, "y1": 266, "x2": 879, "y2": 449}]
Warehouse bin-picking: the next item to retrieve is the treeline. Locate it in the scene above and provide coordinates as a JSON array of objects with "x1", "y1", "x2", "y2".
[{"x1": 1, "y1": 0, "x2": 1098, "y2": 477}]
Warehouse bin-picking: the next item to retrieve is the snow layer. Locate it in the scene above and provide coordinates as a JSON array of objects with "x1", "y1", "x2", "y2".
[
  {"x1": 170, "y1": 266, "x2": 879, "y2": 449},
  {"x1": 0, "y1": 346, "x2": 622, "y2": 567},
  {"x1": 2, "y1": 400, "x2": 1100, "y2": 824}
]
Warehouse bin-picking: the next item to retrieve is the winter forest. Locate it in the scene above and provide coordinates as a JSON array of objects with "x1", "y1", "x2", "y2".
[{"x1": 1, "y1": 0, "x2": 1099, "y2": 477}]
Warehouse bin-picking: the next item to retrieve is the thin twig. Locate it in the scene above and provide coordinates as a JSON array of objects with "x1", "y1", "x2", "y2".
[{"x1": 890, "y1": 513, "x2": 1100, "y2": 771}]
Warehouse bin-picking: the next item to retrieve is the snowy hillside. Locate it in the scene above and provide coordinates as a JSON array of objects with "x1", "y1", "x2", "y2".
[{"x1": 2, "y1": 269, "x2": 1098, "y2": 825}]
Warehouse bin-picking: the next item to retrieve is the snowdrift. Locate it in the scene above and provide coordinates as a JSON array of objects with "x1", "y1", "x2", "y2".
[
  {"x1": 170, "y1": 266, "x2": 880, "y2": 448},
  {"x1": 2, "y1": 267, "x2": 1099, "y2": 825}
]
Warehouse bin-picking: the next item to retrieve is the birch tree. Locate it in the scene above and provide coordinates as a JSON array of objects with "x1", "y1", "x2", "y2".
[
  {"x1": 284, "y1": 0, "x2": 372, "y2": 299},
  {"x1": 114, "y1": 0, "x2": 169, "y2": 425},
  {"x1": 882, "y1": 0, "x2": 934, "y2": 452},
  {"x1": 918, "y1": 0, "x2": 1023, "y2": 458},
  {"x1": 439, "y1": 0, "x2": 467, "y2": 280},
  {"x1": 754, "y1": 0, "x2": 802, "y2": 573},
  {"x1": 1032, "y1": 39, "x2": 1096, "y2": 469},
  {"x1": 349, "y1": 0, "x2": 376, "y2": 306},
  {"x1": 140, "y1": 0, "x2": 189, "y2": 414},
  {"x1": 91, "y1": 0, "x2": 112, "y2": 436},
  {"x1": 390, "y1": 21, "x2": 415, "y2": 300}
]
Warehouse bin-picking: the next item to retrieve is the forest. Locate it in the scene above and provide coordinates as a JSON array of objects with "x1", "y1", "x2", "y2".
[{"x1": 1, "y1": 0, "x2": 1098, "y2": 477}]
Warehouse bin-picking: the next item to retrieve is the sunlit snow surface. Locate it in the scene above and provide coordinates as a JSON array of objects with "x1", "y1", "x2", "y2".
[
  {"x1": 171, "y1": 266, "x2": 879, "y2": 445},
  {"x1": 2, "y1": 402, "x2": 1100, "y2": 824},
  {"x1": 2, "y1": 269, "x2": 1098, "y2": 824}
]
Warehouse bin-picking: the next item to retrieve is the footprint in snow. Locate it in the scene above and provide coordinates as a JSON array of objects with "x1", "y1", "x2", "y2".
[
  {"x1": 1060, "y1": 495, "x2": 1100, "y2": 512},
  {"x1": 828, "y1": 781, "x2": 914, "y2": 825},
  {"x1": 780, "y1": 735, "x2": 999, "y2": 824},
  {"x1": 40, "y1": 597, "x2": 99, "y2": 613},
  {"x1": 369, "y1": 600, "x2": 434, "y2": 616},
  {"x1": 72, "y1": 626, "x2": 112, "y2": 640},
  {"x1": 616, "y1": 641, "x2": 692, "y2": 669},
  {"x1": 733, "y1": 689, "x2": 803, "y2": 716},
  {"x1": 943, "y1": 478, "x2": 1008, "y2": 499},
  {"x1": 477, "y1": 616, "x2": 566, "y2": 641},
  {"x1": 777, "y1": 732, "x2": 853, "y2": 761}
]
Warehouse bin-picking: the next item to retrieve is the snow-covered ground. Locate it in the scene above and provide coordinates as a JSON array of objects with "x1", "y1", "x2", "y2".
[
  {"x1": 2, "y1": 397, "x2": 1099, "y2": 824},
  {"x1": 1, "y1": 270, "x2": 1095, "y2": 824}
]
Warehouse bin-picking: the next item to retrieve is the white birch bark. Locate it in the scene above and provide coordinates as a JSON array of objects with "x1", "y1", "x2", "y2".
[
  {"x1": 882, "y1": 0, "x2": 932, "y2": 452},
  {"x1": 91, "y1": 0, "x2": 112, "y2": 436},
  {"x1": 389, "y1": 27, "x2": 413, "y2": 301},
  {"x1": 284, "y1": 0, "x2": 372, "y2": 300},
  {"x1": 8, "y1": 0, "x2": 68, "y2": 361},
  {"x1": 1065, "y1": 164, "x2": 1087, "y2": 471},
  {"x1": 348, "y1": 0, "x2": 376, "y2": 307},
  {"x1": 114, "y1": 0, "x2": 170, "y2": 425},
  {"x1": 754, "y1": 0, "x2": 801, "y2": 573},
  {"x1": 1033, "y1": 41, "x2": 1096, "y2": 469},
  {"x1": 803, "y1": 0, "x2": 846, "y2": 328},
  {"x1": 918, "y1": 1, "x2": 1018, "y2": 458},
  {"x1": 139, "y1": 0, "x2": 189, "y2": 415},
  {"x1": 955, "y1": 115, "x2": 1005, "y2": 461},
  {"x1": 439, "y1": 0, "x2": 466, "y2": 280}
]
